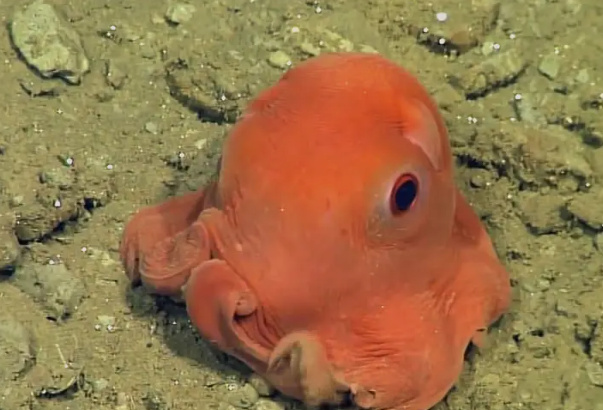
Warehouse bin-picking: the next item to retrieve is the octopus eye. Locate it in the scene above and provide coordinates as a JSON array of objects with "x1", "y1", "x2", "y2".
[{"x1": 390, "y1": 174, "x2": 418, "y2": 214}]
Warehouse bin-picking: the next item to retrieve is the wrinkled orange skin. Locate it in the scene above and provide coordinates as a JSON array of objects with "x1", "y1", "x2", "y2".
[{"x1": 120, "y1": 52, "x2": 511, "y2": 410}]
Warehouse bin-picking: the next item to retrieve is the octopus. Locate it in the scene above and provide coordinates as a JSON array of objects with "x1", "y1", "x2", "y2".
[{"x1": 120, "y1": 52, "x2": 511, "y2": 410}]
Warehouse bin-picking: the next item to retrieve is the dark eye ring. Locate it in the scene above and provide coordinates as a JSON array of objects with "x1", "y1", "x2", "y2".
[{"x1": 390, "y1": 174, "x2": 418, "y2": 214}]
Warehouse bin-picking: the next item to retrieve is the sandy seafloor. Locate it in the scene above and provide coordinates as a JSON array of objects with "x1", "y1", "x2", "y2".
[{"x1": 1, "y1": 0, "x2": 603, "y2": 409}]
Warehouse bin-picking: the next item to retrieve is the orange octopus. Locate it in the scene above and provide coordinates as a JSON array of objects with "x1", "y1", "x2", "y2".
[{"x1": 120, "y1": 52, "x2": 511, "y2": 410}]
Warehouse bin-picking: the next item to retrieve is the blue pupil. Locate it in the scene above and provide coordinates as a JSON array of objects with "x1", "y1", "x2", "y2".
[{"x1": 394, "y1": 179, "x2": 417, "y2": 211}]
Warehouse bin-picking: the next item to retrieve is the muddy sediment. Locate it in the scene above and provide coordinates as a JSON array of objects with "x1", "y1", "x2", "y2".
[{"x1": 1, "y1": 0, "x2": 602, "y2": 409}]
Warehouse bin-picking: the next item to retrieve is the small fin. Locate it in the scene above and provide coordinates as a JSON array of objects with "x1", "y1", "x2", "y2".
[{"x1": 399, "y1": 99, "x2": 443, "y2": 171}]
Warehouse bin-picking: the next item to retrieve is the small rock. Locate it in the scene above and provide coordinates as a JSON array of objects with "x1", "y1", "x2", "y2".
[
  {"x1": 0, "y1": 230, "x2": 21, "y2": 273},
  {"x1": 537, "y1": 52, "x2": 561, "y2": 80},
  {"x1": 358, "y1": 44, "x2": 379, "y2": 54},
  {"x1": 18, "y1": 77, "x2": 62, "y2": 97},
  {"x1": 38, "y1": 166, "x2": 74, "y2": 189},
  {"x1": 566, "y1": 188, "x2": 603, "y2": 231},
  {"x1": 398, "y1": 1, "x2": 500, "y2": 55},
  {"x1": 267, "y1": 51, "x2": 292, "y2": 69},
  {"x1": 254, "y1": 399, "x2": 286, "y2": 410},
  {"x1": 299, "y1": 42, "x2": 320, "y2": 57},
  {"x1": 447, "y1": 30, "x2": 478, "y2": 54},
  {"x1": 144, "y1": 122, "x2": 159, "y2": 135},
  {"x1": 92, "y1": 378, "x2": 109, "y2": 392},
  {"x1": 10, "y1": 0, "x2": 90, "y2": 84},
  {"x1": 481, "y1": 41, "x2": 496, "y2": 56},
  {"x1": 165, "y1": 3, "x2": 196, "y2": 25},
  {"x1": 575, "y1": 68, "x2": 590, "y2": 84},
  {"x1": 584, "y1": 125, "x2": 603, "y2": 148},
  {"x1": 104, "y1": 59, "x2": 128, "y2": 90},
  {"x1": 140, "y1": 43, "x2": 156, "y2": 59},
  {"x1": 115, "y1": 392, "x2": 131, "y2": 410},
  {"x1": 165, "y1": 61, "x2": 242, "y2": 123},
  {"x1": 194, "y1": 139, "x2": 207, "y2": 150},
  {"x1": 516, "y1": 192, "x2": 566, "y2": 235},
  {"x1": 516, "y1": 125, "x2": 593, "y2": 189},
  {"x1": 321, "y1": 30, "x2": 354, "y2": 52},
  {"x1": 468, "y1": 168, "x2": 495, "y2": 188},
  {"x1": 96, "y1": 315, "x2": 116, "y2": 328},
  {"x1": 11, "y1": 261, "x2": 86, "y2": 321},
  {"x1": 247, "y1": 374, "x2": 274, "y2": 397},
  {"x1": 225, "y1": 383, "x2": 259, "y2": 408},
  {"x1": 142, "y1": 389, "x2": 171, "y2": 410},
  {"x1": 0, "y1": 316, "x2": 36, "y2": 380},
  {"x1": 586, "y1": 361, "x2": 603, "y2": 387},
  {"x1": 9, "y1": 195, "x2": 24, "y2": 208},
  {"x1": 449, "y1": 48, "x2": 527, "y2": 98},
  {"x1": 85, "y1": 247, "x2": 118, "y2": 267},
  {"x1": 14, "y1": 200, "x2": 81, "y2": 243}
]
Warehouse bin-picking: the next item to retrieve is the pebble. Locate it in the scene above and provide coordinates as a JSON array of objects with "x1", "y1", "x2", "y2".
[
  {"x1": 165, "y1": 3, "x2": 196, "y2": 25},
  {"x1": 11, "y1": 262, "x2": 86, "y2": 321},
  {"x1": 468, "y1": 169, "x2": 494, "y2": 188},
  {"x1": 516, "y1": 193, "x2": 566, "y2": 235},
  {"x1": 10, "y1": 0, "x2": 90, "y2": 84},
  {"x1": 144, "y1": 121, "x2": 159, "y2": 135},
  {"x1": 450, "y1": 48, "x2": 527, "y2": 98},
  {"x1": 247, "y1": 374, "x2": 274, "y2": 397},
  {"x1": 267, "y1": 51, "x2": 292, "y2": 69},
  {"x1": 575, "y1": 68, "x2": 590, "y2": 84},
  {"x1": 481, "y1": 41, "x2": 496, "y2": 56},
  {"x1": 115, "y1": 392, "x2": 131, "y2": 410},
  {"x1": 194, "y1": 138, "x2": 207, "y2": 150},
  {"x1": 142, "y1": 389, "x2": 170, "y2": 409},
  {"x1": 0, "y1": 316, "x2": 36, "y2": 380},
  {"x1": 225, "y1": 383, "x2": 259, "y2": 408},
  {"x1": 585, "y1": 128, "x2": 603, "y2": 148},
  {"x1": 0, "y1": 230, "x2": 21, "y2": 272},
  {"x1": 358, "y1": 44, "x2": 379, "y2": 54},
  {"x1": 537, "y1": 52, "x2": 561, "y2": 80},
  {"x1": 92, "y1": 378, "x2": 109, "y2": 392},
  {"x1": 299, "y1": 42, "x2": 321, "y2": 56},
  {"x1": 566, "y1": 188, "x2": 603, "y2": 231},
  {"x1": 105, "y1": 59, "x2": 128, "y2": 90},
  {"x1": 9, "y1": 195, "x2": 24, "y2": 208},
  {"x1": 38, "y1": 166, "x2": 75, "y2": 189},
  {"x1": 586, "y1": 361, "x2": 603, "y2": 387},
  {"x1": 97, "y1": 315, "x2": 116, "y2": 328},
  {"x1": 254, "y1": 399, "x2": 286, "y2": 410}
]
